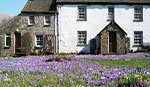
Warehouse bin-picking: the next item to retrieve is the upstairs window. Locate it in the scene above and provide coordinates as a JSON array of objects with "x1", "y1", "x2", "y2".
[
  {"x1": 77, "y1": 31, "x2": 87, "y2": 46},
  {"x1": 134, "y1": 6, "x2": 143, "y2": 22},
  {"x1": 44, "y1": 16, "x2": 51, "y2": 25},
  {"x1": 108, "y1": 6, "x2": 114, "y2": 21},
  {"x1": 28, "y1": 16, "x2": 35, "y2": 25},
  {"x1": 36, "y1": 35, "x2": 44, "y2": 47},
  {"x1": 134, "y1": 31, "x2": 143, "y2": 46},
  {"x1": 5, "y1": 33, "x2": 11, "y2": 47},
  {"x1": 78, "y1": 6, "x2": 87, "y2": 21}
]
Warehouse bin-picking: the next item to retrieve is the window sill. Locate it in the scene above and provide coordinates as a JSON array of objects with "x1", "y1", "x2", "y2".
[
  {"x1": 43, "y1": 24, "x2": 50, "y2": 27},
  {"x1": 35, "y1": 46, "x2": 43, "y2": 49},
  {"x1": 133, "y1": 20, "x2": 143, "y2": 22},
  {"x1": 4, "y1": 46, "x2": 10, "y2": 49},
  {"x1": 77, "y1": 19, "x2": 87, "y2": 21}
]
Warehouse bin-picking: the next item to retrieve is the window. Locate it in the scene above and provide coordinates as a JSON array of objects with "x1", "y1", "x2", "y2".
[
  {"x1": 108, "y1": 6, "x2": 114, "y2": 21},
  {"x1": 5, "y1": 33, "x2": 11, "y2": 47},
  {"x1": 36, "y1": 35, "x2": 44, "y2": 47},
  {"x1": 134, "y1": 6, "x2": 143, "y2": 22},
  {"x1": 28, "y1": 16, "x2": 35, "y2": 25},
  {"x1": 44, "y1": 16, "x2": 51, "y2": 25},
  {"x1": 78, "y1": 6, "x2": 87, "y2": 21},
  {"x1": 134, "y1": 31, "x2": 143, "y2": 46},
  {"x1": 77, "y1": 31, "x2": 87, "y2": 45}
]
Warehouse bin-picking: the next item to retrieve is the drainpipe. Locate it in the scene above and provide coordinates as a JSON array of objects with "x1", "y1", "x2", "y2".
[{"x1": 55, "y1": 11, "x2": 59, "y2": 54}]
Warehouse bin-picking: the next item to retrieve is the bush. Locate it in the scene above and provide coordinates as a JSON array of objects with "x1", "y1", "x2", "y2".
[
  {"x1": 45, "y1": 55, "x2": 73, "y2": 62},
  {"x1": 22, "y1": 32, "x2": 32, "y2": 55},
  {"x1": 125, "y1": 37, "x2": 130, "y2": 53},
  {"x1": 0, "y1": 44, "x2": 1, "y2": 57},
  {"x1": 142, "y1": 45, "x2": 150, "y2": 52}
]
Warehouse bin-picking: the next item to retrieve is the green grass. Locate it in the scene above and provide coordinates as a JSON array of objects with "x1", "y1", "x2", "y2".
[{"x1": 84, "y1": 58, "x2": 150, "y2": 68}]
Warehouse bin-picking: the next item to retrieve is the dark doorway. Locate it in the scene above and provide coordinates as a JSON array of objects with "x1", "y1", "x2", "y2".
[
  {"x1": 109, "y1": 31, "x2": 117, "y2": 53},
  {"x1": 90, "y1": 39, "x2": 96, "y2": 54},
  {"x1": 15, "y1": 32, "x2": 21, "y2": 53}
]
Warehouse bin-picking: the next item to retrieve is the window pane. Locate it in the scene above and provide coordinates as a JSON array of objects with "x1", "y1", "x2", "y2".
[
  {"x1": 6, "y1": 37, "x2": 11, "y2": 46},
  {"x1": 5, "y1": 34, "x2": 11, "y2": 46},
  {"x1": 36, "y1": 35, "x2": 43, "y2": 47},
  {"x1": 134, "y1": 6, "x2": 143, "y2": 21},
  {"x1": 78, "y1": 6, "x2": 86, "y2": 20},
  {"x1": 45, "y1": 16, "x2": 50, "y2": 24},
  {"x1": 29, "y1": 16, "x2": 35, "y2": 24},
  {"x1": 108, "y1": 6, "x2": 114, "y2": 21},
  {"x1": 134, "y1": 31, "x2": 143, "y2": 45},
  {"x1": 78, "y1": 31, "x2": 86, "y2": 45}
]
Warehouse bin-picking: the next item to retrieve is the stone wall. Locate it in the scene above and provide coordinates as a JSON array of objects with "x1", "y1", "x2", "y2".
[
  {"x1": 100, "y1": 22, "x2": 126, "y2": 54},
  {"x1": 0, "y1": 13, "x2": 55, "y2": 56},
  {"x1": 100, "y1": 30, "x2": 109, "y2": 54}
]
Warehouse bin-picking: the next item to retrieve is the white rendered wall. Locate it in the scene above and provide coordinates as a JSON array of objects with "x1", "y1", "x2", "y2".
[{"x1": 57, "y1": 5, "x2": 150, "y2": 53}]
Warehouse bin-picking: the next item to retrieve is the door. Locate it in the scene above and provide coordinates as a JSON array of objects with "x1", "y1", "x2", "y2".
[
  {"x1": 15, "y1": 32, "x2": 21, "y2": 53},
  {"x1": 109, "y1": 31, "x2": 117, "y2": 53},
  {"x1": 44, "y1": 35, "x2": 55, "y2": 54}
]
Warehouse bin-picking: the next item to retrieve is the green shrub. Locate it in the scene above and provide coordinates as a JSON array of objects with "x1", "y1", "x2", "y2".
[
  {"x1": 22, "y1": 32, "x2": 32, "y2": 55},
  {"x1": 0, "y1": 44, "x2": 1, "y2": 57},
  {"x1": 125, "y1": 37, "x2": 130, "y2": 53},
  {"x1": 0, "y1": 38, "x2": 2, "y2": 57}
]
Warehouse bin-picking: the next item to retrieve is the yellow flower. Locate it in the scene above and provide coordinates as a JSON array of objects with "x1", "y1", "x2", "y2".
[
  {"x1": 125, "y1": 75, "x2": 128, "y2": 80},
  {"x1": 134, "y1": 73, "x2": 140, "y2": 78},
  {"x1": 134, "y1": 74, "x2": 143, "y2": 80}
]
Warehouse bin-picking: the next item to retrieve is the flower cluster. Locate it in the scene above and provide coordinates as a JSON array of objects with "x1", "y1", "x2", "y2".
[{"x1": 0, "y1": 54, "x2": 149, "y2": 86}]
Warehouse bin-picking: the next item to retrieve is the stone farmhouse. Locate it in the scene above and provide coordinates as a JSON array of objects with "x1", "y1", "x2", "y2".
[
  {"x1": 0, "y1": 0, "x2": 150, "y2": 56},
  {"x1": 0, "y1": 0, "x2": 56, "y2": 56}
]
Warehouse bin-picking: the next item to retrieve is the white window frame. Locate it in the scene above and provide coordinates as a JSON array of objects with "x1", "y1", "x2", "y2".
[
  {"x1": 134, "y1": 5, "x2": 143, "y2": 22},
  {"x1": 108, "y1": 6, "x2": 114, "y2": 21},
  {"x1": 77, "y1": 31, "x2": 87, "y2": 46},
  {"x1": 77, "y1": 6, "x2": 87, "y2": 21},
  {"x1": 134, "y1": 31, "x2": 143, "y2": 46},
  {"x1": 28, "y1": 16, "x2": 35, "y2": 25},
  {"x1": 35, "y1": 35, "x2": 44, "y2": 47},
  {"x1": 44, "y1": 16, "x2": 51, "y2": 25},
  {"x1": 5, "y1": 33, "x2": 11, "y2": 47}
]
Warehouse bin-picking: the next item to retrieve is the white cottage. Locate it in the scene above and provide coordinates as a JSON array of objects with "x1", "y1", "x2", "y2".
[{"x1": 55, "y1": 0, "x2": 150, "y2": 54}]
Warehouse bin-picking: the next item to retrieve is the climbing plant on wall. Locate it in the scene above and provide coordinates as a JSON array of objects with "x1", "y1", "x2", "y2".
[{"x1": 22, "y1": 32, "x2": 32, "y2": 55}]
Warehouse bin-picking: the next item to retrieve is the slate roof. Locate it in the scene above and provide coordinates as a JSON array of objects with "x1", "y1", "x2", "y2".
[
  {"x1": 22, "y1": 0, "x2": 150, "y2": 13},
  {"x1": 56, "y1": 0, "x2": 150, "y2": 4},
  {"x1": 100, "y1": 20, "x2": 127, "y2": 35},
  {"x1": 22, "y1": 0, "x2": 56, "y2": 13}
]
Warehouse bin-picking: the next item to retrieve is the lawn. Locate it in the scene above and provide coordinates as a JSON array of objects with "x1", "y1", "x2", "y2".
[
  {"x1": 85, "y1": 58, "x2": 150, "y2": 68},
  {"x1": 0, "y1": 54, "x2": 150, "y2": 86}
]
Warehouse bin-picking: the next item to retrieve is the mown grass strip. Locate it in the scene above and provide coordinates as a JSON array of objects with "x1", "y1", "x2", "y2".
[{"x1": 84, "y1": 58, "x2": 150, "y2": 68}]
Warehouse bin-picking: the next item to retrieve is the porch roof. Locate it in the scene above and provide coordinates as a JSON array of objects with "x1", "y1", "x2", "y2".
[{"x1": 100, "y1": 20, "x2": 127, "y2": 35}]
